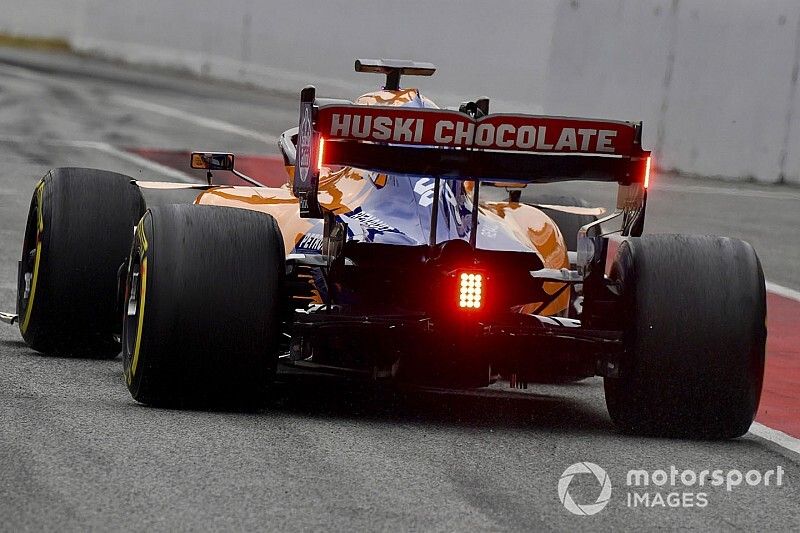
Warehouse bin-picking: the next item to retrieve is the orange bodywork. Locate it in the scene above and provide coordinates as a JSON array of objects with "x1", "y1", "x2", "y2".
[{"x1": 182, "y1": 177, "x2": 569, "y2": 316}]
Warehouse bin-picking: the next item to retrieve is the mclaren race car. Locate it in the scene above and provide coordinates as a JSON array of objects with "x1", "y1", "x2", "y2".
[{"x1": 3, "y1": 59, "x2": 766, "y2": 438}]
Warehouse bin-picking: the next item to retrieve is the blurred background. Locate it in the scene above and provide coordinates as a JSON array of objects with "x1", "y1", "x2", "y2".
[{"x1": 2, "y1": 0, "x2": 799, "y2": 184}]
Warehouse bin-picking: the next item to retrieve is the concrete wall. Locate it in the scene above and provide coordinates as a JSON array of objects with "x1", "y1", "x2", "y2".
[
  {"x1": 73, "y1": 0, "x2": 559, "y2": 114},
  {"x1": 1, "y1": 0, "x2": 798, "y2": 183},
  {"x1": 545, "y1": 0, "x2": 800, "y2": 184},
  {"x1": 0, "y1": 0, "x2": 85, "y2": 39}
]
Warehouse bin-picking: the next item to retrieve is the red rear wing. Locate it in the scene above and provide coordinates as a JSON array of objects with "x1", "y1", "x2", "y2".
[
  {"x1": 292, "y1": 86, "x2": 650, "y2": 217},
  {"x1": 317, "y1": 105, "x2": 637, "y2": 155}
]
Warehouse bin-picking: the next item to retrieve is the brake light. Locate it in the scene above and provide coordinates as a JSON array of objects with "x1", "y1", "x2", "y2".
[
  {"x1": 644, "y1": 156, "x2": 652, "y2": 189},
  {"x1": 316, "y1": 136, "x2": 325, "y2": 173},
  {"x1": 459, "y1": 272, "x2": 483, "y2": 309}
]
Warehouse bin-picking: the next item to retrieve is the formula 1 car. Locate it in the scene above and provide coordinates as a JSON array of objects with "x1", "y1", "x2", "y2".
[{"x1": 3, "y1": 59, "x2": 766, "y2": 438}]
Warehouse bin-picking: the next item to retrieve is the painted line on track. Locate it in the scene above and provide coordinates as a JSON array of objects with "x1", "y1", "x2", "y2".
[
  {"x1": 113, "y1": 95, "x2": 279, "y2": 145},
  {"x1": 752, "y1": 283, "x2": 800, "y2": 454},
  {"x1": 0, "y1": 134, "x2": 194, "y2": 182},
  {"x1": 125, "y1": 148, "x2": 286, "y2": 187},
  {"x1": 87, "y1": 141, "x2": 196, "y2": 183},
  {"x1": 766, "y1": 281, "x2": 800, "y2": 302},
  {"x1": 0, "y1": 62, "x2": 279, "y2": 147},
  {"x1": 749, "y1": 422, "x2": 800, "y2": 455}
]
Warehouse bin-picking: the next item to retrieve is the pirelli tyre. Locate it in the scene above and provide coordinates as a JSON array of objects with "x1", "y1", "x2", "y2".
[
  {"x1": 17, "y1": 168, "x2": 145, "y2": 357},
  {"x1": 526, "y1": 194, "x2": 599, "y2": 251},
  {"x1": 604, "y1": 235, "x2": 766, "y2": 439},
  {"x1": 123, "y1": 205, "x2": 286, "y2": 406}
]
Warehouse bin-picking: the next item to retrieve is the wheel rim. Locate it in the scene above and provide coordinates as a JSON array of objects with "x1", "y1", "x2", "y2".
[
  {"x1": 124, "y1": 251, "x2": 142, "y2": 360},
  {"x1": 18, "y1": 186, "x2": 42, "y2": 330},
  {"x1": 123, "y1": 224, "x2": 151, "y2": 388}
]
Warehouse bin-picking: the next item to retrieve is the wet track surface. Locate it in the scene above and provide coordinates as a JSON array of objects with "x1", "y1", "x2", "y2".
[{"x1": 0, "y1": 49, "x2": 799, "y2": 530}]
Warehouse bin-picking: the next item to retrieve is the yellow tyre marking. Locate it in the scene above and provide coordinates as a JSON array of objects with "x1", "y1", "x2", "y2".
[
  {"x1": 20, "y1": 181, "x2": 45, "y2": 335},
  {"x1": 128, "y1": 220, "x2": 149, "y2": 382}
]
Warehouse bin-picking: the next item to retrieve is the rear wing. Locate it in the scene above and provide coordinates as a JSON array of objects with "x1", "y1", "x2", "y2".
[{"x1": 293, "y1": 86, "x2": 650, "y2": 218}]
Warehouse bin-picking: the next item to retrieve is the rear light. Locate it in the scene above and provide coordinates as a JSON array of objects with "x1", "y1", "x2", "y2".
[
  {"x1": 459, "y1": 272, "x2": 483, "y2": 309},
  {"x1": 316, "y1": 136, "x2": 325, "y2": 172},
  {"x1": 643, "y1": 155, "x2": 652, "y2": 189}
]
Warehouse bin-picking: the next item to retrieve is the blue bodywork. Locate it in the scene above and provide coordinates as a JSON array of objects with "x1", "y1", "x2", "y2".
[{"x1": 291, "y1": 95, "x2": 536, "y2": 256}]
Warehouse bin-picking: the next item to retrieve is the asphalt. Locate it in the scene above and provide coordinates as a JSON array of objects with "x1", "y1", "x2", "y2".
[{"x1": 0, "y1": 48, "x2": 798, "y2": 531}]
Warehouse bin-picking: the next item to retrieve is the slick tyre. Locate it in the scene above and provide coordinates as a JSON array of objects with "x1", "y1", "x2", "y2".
[
  {"x1": 123, "y1": 205, "x2": 285, "y2": 407},
  {"x1": 603, "y1": 235, "x2": 766, "y2": 439},
  {"x1": 17, "y1": 168, "x2": 145, "y2": 357},
  {"x1": 526, "y1": 194, "x2": 599, "y2": 251}
]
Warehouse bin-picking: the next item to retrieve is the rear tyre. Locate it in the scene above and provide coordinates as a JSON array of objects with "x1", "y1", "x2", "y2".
[
  {"x1": 526, "y1": 194, "x2": 599, "y2": 251},
  {"x1": 603, "y1": 235, "x2": 766, "y2": 439},
  {"x1": 17, "y1": 168, "x2": 145, "y2": 357},
  {"x1": 123, "y1": 205, "x2": 285, "y2": 407}
]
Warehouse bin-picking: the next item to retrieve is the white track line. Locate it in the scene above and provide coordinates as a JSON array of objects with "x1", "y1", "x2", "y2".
[
  {"x1": 749, "y1": 281, "x2": 800, "y2": 453},
  {"x1": 749, "y1": 423, "x2": 800, "y2": 455},
  {"x1": 766, "y1": 281, "x2": 800, "y2": 302},
  {"x1": 83, "y1": 141, "x2": 195, "y2": 183},
  {"x1": 113, "y1": 95, "x2": 279, "y2": 145},
  {"x1": 0, "y1": 61, "x2": 277, "y2": 147},
  {"x1": 0, "y1": 134, "x2": 194, "y2": 182}
]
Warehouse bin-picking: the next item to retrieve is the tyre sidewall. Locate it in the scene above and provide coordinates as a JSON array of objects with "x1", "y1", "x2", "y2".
[{"x1": 605, "y1": 235, "x2": 766, "y2": 438}]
